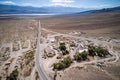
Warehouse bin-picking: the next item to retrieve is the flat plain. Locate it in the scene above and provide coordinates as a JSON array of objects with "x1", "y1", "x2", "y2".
[
  {"x1": 0, "y1": 10, "x2": 120, "y2": 80},
  {"x1": 41, "y1": 11, "x2": 120, "y2": 39}
]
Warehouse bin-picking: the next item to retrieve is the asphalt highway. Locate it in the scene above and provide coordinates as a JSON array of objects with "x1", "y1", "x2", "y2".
[{"x1": 35, "y1": 20, "x2": 51, "y2": 80}]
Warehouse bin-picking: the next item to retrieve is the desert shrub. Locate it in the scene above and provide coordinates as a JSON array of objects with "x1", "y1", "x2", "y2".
[
  {"x1": 7, "y1": 69, "x2": 19, "y2": 80},
  {"x1": 62, "y1": 56, "x2": 73, "y2": 66},
  {"x1": 88, "y1": 45, "x2": 96, "y2": 56},
  {"x1": 74, "y1": 51, "x2": 88, "y2": 61},
  {"x1": 74, "y1": 52, "x2": 82, "y2": 61},
  {"x1": 53, "y1": 56, "x2": 72, "y2": 70},
  {"x1": 24, "y1": 50, "x2": 34, "y2": 65},
  {"x1": 0, "y1": 76, "x2": 1, "y2": 80},
  {"x1": 88, "y1": 45, "x2": 109, "y2": 57},
  {"x1": 81, "y1": 51, "x2": 88, "y2": 60},
  {"x1": 96, "y1": 47, "x2": 109, "y2": 57}
]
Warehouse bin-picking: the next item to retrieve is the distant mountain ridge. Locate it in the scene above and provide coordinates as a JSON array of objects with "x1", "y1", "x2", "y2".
[
  {"x1": 0, "y1": 4, "x2": 120, "y2": 14},
  {"x1": 0, "y1": 4, "x2": 48, "y2": 14},
  {"x1": 78, "y1": 6, "x2": 120, "y2": 14},
  {"x1": 0, "y1": 4, "x2": 91, "y2": 14}
]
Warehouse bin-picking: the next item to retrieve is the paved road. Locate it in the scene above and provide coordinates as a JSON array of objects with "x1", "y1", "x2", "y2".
[
  {"x1": 35, "y1": 20, "x2": 51, "y2": 80},
  {"x1": 39, "y1": 24, "x2": 119, "y2": 80}
]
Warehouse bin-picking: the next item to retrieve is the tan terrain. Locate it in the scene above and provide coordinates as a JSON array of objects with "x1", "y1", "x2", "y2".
[
  {"x1": 40, "y1": 11, "x2": 120, "y2": 80},
  {"x1": 41, "y1": 11, "x2": 120, "y2": 39},
  {"x1": 0, "y1": 10, "x2": 120, "y2": 80}
]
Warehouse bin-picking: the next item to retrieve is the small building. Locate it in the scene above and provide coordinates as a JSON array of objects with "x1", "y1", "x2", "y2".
[
  {"x1": 49, "y1": 37, "x2": 55, "y2": 43},
  {"x1": 47, "y1": 51, "x2": 55, "y2": 57},
  {"x1": 78, "y1": 49, "x2": 88, "y2": 53}
]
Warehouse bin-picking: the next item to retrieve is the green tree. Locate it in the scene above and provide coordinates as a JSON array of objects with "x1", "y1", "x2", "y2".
[
  {"x1": 88, "y1": 45, "x2": 109, "y2": 57},
  {"x1": 59, "y1": 43, "x2": 69, "y2": 55},
  {"x1": 53, "y1": 56, "x2": 72, "y2": 70},
  {"x1": 74, "y1": 51, "x2": 88, "y2": 61},
  {"x1": 88, "y1": 45, "x2": 96, "y2": 56},
  {"x1": 59, "y1": 43, "x2": 66, "y2": 51},
  {"x1": 96, "y1": 47, "x2": 109, "y2": 57},
  {"x1": 74, "y1": 52, "x2": 82, "y2": 61},
  {"x1": 62, "y1": 56, "x2": 73, "y2": 67},
  {"x1": 81, "y1": 51, "x2": 88, "y2": 60}
]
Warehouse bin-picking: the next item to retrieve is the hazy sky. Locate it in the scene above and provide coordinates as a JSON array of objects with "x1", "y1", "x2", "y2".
[{"x1": 0, "y1": 0, "x2": 120, "y2": 8}]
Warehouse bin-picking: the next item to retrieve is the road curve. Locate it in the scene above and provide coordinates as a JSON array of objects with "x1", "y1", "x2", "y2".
[{"x1": 35, "y1": 20, "x2": 51, "y2": 80}]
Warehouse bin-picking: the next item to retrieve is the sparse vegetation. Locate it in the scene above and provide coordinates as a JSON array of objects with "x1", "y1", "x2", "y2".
[
  {"x1": 0, "y1": 76, "x2": 1, "y2": 80},
  {"x1": 53, "y1": 56, "x2": 73, "y2": 70},
  {"x1": 24, "y1": 50, "x2": 35, "y2": 65},
  {"x1": 17, "y1": 50, "x2": 35, "y2": 77},
  {"x1": 6, "y1": 69, "x2": 19, "y2": 80},
  {"x1": 35, "y1": 72, "x2": 39, "y2": 80}
]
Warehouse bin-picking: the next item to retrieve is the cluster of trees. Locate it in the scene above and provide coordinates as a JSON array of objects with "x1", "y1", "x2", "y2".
[
  {"x1": 74, "y1": 51, "x2": 88, "y2": 61},
  {"x1": 7, "y1": 69, "x2": 19, "y2": 80},
  {"x1": 74, "y1": 45, "x2": 109, "y2": 61},
  {"x1": 88, "y1": 45, "x2": 109, "y2": 57},
  {"x1": 59, "y1": 43, "x2": 69, "y2": 55},
  {"x1": 53, "y1": 45, "x2": 109, "y2": 71},
  {"x1": 53, "y1": 56, "x2": 73, "y2": 70}
]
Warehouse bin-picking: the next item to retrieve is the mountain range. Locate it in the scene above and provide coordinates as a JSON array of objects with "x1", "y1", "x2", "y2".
[
  {"x1": 0, "y1": 4, "x2": 92, "y2": 14},
  {"x1": 77, "y1": 6, "x2": 120, "y2": 14},
  {"x1": 0, "y1": 4, "x2": 120, "y2": 14}
]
